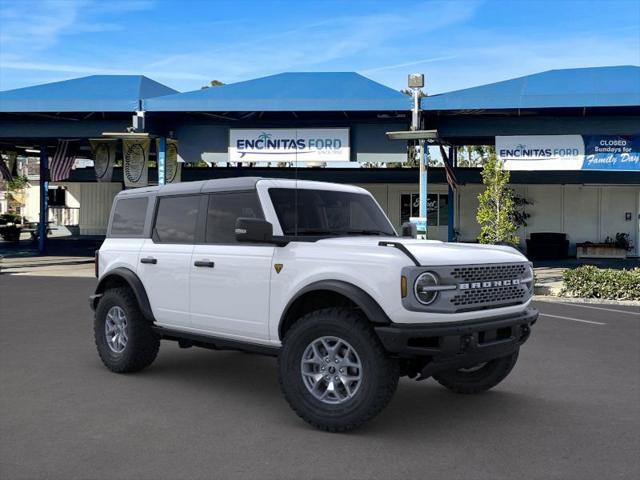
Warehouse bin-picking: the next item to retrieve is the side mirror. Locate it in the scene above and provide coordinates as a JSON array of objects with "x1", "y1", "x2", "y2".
[
  {"x1": 401, "y1": 222, "x2": 417, "y2": 239},
  {"x1": 235, "y1": 218, "x2": 275, "y2": 243}
]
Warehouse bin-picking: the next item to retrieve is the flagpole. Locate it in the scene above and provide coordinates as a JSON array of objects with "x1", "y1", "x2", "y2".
[{"x1": 38, "y1": 144, "x2": 48, "y2": 254}]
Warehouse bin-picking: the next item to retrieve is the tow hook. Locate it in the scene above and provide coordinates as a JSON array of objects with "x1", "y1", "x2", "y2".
[
  {"x1": 461, "y1": 334, "x2": 476, "y2": 352},
  {"x1": 520, "y1": 325, "x2": 531, "y2": 342}
]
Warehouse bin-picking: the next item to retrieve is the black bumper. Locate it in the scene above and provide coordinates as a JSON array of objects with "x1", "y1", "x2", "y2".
[{"x1": 375, "y1": 307, "x2": 538, "y2": 377}]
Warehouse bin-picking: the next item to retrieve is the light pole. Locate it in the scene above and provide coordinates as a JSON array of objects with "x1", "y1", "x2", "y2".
[{"x1": 408, "y1": 73, "x2": 427, "y2": 238}]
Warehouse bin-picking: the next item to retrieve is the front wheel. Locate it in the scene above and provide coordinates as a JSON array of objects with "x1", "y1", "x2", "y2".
[
  {"x1": 278, "y1": 308, "x2": 399, "y2": 432},
  {"x1": 433, "y1": 350, "x2": 519, "y2": 394}
]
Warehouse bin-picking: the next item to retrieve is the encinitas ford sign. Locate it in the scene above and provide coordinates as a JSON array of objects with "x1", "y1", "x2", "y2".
[
  {"x1": 497, "y1": 135, "x2": 585, "y2": 170},
  {"x1": 229, "y1": 128, "x2": 350, "y2": 162},
  {"x1": 497, "y1": 135, "x2": 640, "y2": 171}
]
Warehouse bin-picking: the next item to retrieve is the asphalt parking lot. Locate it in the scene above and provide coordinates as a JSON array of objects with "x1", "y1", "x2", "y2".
[{"x1": 1, "y1": 275, "x2": 638, "y2": 480}]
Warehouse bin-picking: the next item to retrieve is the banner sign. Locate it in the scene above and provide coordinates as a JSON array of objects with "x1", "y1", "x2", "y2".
[
  {"x1": 155, "y1": 138, "x2": 181, "y2": 184},
  {"x1": 497, "y1": 135, "x2": 584, "y2": 170},
  {"x1": 229, "y1": 128, "x2": 350, "y2": 163},
  {"x1": 497, "y1": 135, "x2": 640, "y2": 171},
  {"x1": 122, "y1": 138, "x2": 149, "y2": 188},
  {"x1": 90, "y1": 139, "x2": 116, "y2": 182},
  {"x1": 582, "y1": 136, "x2": 640, "y2": 171}
]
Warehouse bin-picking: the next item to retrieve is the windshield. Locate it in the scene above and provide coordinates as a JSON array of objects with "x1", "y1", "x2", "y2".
[{"x1": 268, "y1": 188, "x2": 396, "y2": 237}]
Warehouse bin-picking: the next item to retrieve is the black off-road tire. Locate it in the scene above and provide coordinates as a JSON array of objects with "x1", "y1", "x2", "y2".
[
  {"x1": 94, "y1": 287, "x2": 160, "y2": 373},
  {"x1": 433, "y1": 349, "x2": 519, "y2": 394},
  {"x1": 278, "y1": 308, "x2": 399, "y2": 433}
]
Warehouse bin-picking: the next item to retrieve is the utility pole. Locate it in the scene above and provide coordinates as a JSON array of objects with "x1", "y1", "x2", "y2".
[{"x1": 408, "y1": 73, "x2": 426, "y2": 238}]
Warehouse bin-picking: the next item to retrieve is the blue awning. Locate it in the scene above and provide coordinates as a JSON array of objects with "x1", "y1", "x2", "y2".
[
  {"x1": 422, "y1": 66, "x2": 640, "y2": 111},
  {"x1": 145, "y1": 72, "x2": 411, "y2": 112},
  {"x1": 0, "y1": 75, "x2": 178, "y2": 113}
]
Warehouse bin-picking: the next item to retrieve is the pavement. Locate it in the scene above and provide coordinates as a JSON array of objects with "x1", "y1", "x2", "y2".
[{"x1": 0, "y1": 275, "x2": 638, "y2": 480}]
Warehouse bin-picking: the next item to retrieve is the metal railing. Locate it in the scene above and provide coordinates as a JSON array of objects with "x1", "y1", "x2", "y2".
[{"x1": 48, "y1": 207, "x2": 79, "y2": 226}]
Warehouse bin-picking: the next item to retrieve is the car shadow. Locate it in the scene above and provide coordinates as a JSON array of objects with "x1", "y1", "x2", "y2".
[{"x1": 140, "y1": 345, "x2": 538, "y2": 435}]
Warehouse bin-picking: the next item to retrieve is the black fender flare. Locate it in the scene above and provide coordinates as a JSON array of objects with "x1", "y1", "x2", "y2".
[
  {"x1": 93, "y1": 267, "x2": 155, "y2": 322},
  {"x1": 279, "y1": 280, "x2": 391, "y2": 339}
]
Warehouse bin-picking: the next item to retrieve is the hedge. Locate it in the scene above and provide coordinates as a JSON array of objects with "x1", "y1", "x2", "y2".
[{"x1": 561, "y1": 265, "x2": 640, "y2": 301}]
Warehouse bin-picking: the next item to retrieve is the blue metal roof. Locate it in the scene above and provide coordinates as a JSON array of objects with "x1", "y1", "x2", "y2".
[
  {"x1": 0, "y1": 75, "x2": 178, "y2": 113},
  {"x1": 145, "y1": 72, "x2": 411, "y2": 112},
  {"x1": 422, "y1": 66, "x2": 640, "y2": 111}
]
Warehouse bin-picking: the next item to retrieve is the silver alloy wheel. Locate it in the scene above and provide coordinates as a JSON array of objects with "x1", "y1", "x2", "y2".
[
  {"x1": 105, "y1": 306, "x2": 128, "y2": 353},
  {"x1": 300, "y1": 336, "x2": 363, "y2": 405}
]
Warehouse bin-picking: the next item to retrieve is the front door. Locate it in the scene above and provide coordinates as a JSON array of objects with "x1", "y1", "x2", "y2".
[
  {"x1": 137, "y1": 194, "x2": 201, "y2": 329},
  {"x1": 189, "y1": 191, "x2": 274, "y2": 342}
]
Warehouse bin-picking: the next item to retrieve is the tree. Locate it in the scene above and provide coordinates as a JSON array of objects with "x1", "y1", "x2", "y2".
[
  {"x1": 476, "y1": 153, "x2": 518, "y2": 246},
  {"x1": 457, "y1": 145, "x2": 495, "y2": 167},
  {"x1": 201, "y1": 80, "x2": 225, "y2": 89}
]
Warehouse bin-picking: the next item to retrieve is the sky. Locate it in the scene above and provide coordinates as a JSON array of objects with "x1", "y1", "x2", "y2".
[{"x1": 0, "y1": 0, "x2": 639, "y2": 94}]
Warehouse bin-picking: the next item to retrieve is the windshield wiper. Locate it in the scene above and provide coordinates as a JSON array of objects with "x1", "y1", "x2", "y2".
[
  {"x1": 287, "y1": 229, "x2": 341, "y2": 236},
  {"x1": 342, "y1": 230, "x2": 393, "y2": 236}
]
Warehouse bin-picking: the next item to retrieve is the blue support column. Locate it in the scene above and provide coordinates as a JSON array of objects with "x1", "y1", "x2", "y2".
[
  {"x1": 447, "y1": 146, "x2": 456, "y2": 242},
  {"x1": 157, "y1": 137, "x2": 166, "y2": 186},
  {"x1": 38, "y1": 145, "x2": 48, "y2": 254}
]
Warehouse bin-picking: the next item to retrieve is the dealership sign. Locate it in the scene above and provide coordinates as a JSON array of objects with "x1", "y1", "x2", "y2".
[
  {"x1": 229, "y1": 128, "x2": 350, "y2": 163},
  {"x1": 497, "y1": 135, "x2": 640, "y2": 171}
]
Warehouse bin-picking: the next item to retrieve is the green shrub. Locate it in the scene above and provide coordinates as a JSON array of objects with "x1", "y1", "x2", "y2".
[{"x1": 561, "y1": 265, "x2": 640, "y2": 300}]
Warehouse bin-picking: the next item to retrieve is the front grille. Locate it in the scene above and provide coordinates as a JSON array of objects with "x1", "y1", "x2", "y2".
[
  {"x1": 451, "y1": 264, "x2": 527, "y2": 283},
  {"x1": 451, "y1": 285, "x2": 526, "y2": 309}
]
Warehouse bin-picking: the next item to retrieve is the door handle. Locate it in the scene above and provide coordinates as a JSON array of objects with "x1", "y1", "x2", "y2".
[
  {"x1": 194, "y1": 260, "x2": 215, "y2": 268},
  {"x1": 140, "y1": 257, "x2": 157, "y2": 264}
]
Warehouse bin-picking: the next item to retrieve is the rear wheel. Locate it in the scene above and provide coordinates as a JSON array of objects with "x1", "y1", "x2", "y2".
[
  {"x1": 94, "y1": 287, "x2": 160, "y2": 373},
  {"x1": 433, "y1": 350, "x2": 519, "y2": 394},
  {"x1": 278, "y1": 308, "x2": 399, "y2": 432}
]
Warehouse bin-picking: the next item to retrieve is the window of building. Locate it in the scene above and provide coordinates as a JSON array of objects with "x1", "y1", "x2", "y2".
[
  {"x1": 206, "y1": 191, "x2": 263, "y2": 244},
  {"x1": 110, "y1": 197, "x2": 148, "y2": 237},
  {"x1": 400, "y1": 193, "x2": 448, "y2": 227},
  {"x1": 153, "y1": 195, "x2": 200, "y2": 244},
  {"x1": 48, "y1": 187, "x2": 66, "y2": 207}
]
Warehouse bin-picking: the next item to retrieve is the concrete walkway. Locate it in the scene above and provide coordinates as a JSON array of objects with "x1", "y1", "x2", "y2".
[{"x1": 0, "y1": 255, "x2": 94, "y2": 277}]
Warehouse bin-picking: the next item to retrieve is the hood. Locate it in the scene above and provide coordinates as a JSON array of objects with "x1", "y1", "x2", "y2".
[{"x1": 316, "y1": 237, "x2": 528, "y2": 266}]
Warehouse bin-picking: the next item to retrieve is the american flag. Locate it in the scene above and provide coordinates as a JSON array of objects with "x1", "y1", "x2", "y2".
[
  {"x1": 50, "y1": 140, "x2": 78, "y2": 182},
  {"x1": 0, "y1": 156, "x2": 12, "y2": 181},
  {"x1": 439, "y1": 145, "x2": 458, "y2": 190}
]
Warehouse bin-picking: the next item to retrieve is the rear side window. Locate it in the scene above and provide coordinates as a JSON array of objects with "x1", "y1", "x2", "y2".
[
  {"x1": 206, "y1": 191, "x2": 263, "y2": 244},
  {"x1": 153, "y1": 195, "x2": 200, "y2": 244},
  {"x1": 110, "y1": 197, "x2": 148, "y2": 237}
]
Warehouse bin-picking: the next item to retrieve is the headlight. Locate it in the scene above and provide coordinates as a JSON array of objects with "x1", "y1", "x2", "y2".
[{"x1": 414, "y1": 272, "x2": 439, "y2": 305}]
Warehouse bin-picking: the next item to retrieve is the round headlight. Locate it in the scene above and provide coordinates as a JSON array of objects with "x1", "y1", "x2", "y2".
[{"x1": 414, "y1": 272, "x2": 439, "y2": 305}]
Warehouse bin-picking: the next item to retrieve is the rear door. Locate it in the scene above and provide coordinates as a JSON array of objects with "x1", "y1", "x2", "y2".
[
  {"x1": 189, "y1": 191, "x2": 274, "y2": 341},
  {"x1": 137, "y1": 194, "x2": 201, "y2": 329}
]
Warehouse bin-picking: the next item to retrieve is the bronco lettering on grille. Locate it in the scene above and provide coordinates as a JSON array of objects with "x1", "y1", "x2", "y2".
[{"x1": 459, "y1": 278, "x2": 520, "y2": 290}]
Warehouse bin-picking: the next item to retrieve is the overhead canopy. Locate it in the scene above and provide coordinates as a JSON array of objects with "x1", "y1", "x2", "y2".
[
  {"x1": 0, "y1": 75, "x2": 178, "y2": 113},
  {"x1": 422, "y1": 65, "x2": 640, "y2": 111},
  {"x1": 145, "y1": 72, "x2": 411, "y2": 112}
]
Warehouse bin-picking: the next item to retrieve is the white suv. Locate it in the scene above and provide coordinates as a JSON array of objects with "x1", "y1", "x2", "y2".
[{"x1": 91, "y1": 177, "x2": 537, "y2": 432}]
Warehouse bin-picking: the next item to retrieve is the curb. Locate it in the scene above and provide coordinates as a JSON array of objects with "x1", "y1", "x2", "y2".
[{"x1": 534, "y1": 295, "x2": 640, "y2": 307}]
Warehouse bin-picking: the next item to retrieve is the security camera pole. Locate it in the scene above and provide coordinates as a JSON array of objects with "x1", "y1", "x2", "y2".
[{"x1": 408, "y1": 73, "x2": 427, "y2": 238}]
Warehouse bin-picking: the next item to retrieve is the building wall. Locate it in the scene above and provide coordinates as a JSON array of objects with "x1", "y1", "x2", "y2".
[
  {"x1": 21, "y1": 178, "x2": 638, "y2": 257},
  {"x1": 453, "y1": 183, "x2": 639, "y2": 256},
  {"x1": 76, "y1": 183, "x2": 121, "y2": 235}
]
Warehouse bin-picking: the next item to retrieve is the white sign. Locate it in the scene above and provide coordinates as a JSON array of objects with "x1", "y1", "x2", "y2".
[
  {"x1": 229, "y1": 128, "x2": 350, "y2": 163},
  {"x1": 496, "y1": 135, "x2": 585, "y2": 170},
  {"x1": 122, "y1": 138, "x2": 149, "y2": 188}
]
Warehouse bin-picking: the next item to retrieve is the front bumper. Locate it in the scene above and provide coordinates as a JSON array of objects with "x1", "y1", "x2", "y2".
[{"x1": 375, "y1": 307, "x2": 537, "y2": 377}]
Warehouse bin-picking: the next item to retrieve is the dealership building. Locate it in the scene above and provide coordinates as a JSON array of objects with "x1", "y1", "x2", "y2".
[{"x1": 0, "y1": 66, "x2": 639, "y2": 257}]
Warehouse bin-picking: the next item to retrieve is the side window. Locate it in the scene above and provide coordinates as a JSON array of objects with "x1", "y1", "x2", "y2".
[
  {"x1": 206, "y1": 191, "x2": 263, "y2": 244},
  {"x1": 153, "y1": 195, "x2": 200, "y2": 244},
  {"x1": 110, "y1": 197, "x2": 148, "y2": 237}
]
